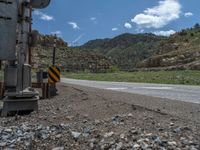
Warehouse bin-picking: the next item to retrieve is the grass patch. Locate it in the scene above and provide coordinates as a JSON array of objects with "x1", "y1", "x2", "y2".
[{"x1": 63, "y1": 70, "x2": 200, "y2": 85}]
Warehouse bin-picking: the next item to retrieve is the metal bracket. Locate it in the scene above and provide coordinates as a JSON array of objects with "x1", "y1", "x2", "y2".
[
  {"x1": 0, "y1": 0, "x2": 12, "y2": 4},
  {"x1": 0, "y1": 16, "x2": 12, "y2": 20}
]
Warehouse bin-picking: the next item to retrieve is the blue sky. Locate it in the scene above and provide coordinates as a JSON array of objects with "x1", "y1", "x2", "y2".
[{"x1": 32, "y1": 0, "x2": 200, "y2": 46}]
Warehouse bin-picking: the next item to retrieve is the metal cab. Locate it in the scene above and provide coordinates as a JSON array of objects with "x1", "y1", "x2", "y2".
[{"x1": 0, "y1": 0, "x2": 18, "y2": 60}]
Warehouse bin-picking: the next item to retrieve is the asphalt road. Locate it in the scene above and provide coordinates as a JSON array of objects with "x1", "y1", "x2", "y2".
[{"x1": 61, "y1": 78, "x2": 200, "y2": 104}]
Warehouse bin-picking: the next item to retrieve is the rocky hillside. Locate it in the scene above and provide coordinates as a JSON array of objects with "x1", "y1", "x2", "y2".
[
  {"x1": 32, "y1": 34, "x2": 111, "y2": 73},
  {"x1": 32, "y1": 24, "x2": 200, "y2": 72},
  {"x1": 137, "y1": 25, "x2": 200, "y2": 70},
  {"x1": 78, "y1": 33, "x2": 166, "y2": 70}
]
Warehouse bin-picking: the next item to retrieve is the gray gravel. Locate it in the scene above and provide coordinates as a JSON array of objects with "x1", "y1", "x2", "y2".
[
  {"x1": 0, "y1": 84, "x2": 199, "y2": 149},
  {"x1": 0, "y1": 115, "x2": 199, "y2": 149}
]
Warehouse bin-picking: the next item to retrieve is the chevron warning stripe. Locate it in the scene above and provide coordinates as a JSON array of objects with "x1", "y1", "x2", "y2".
[{"x1": 48, "y1": 66, "x2": 60, "y2": 84}]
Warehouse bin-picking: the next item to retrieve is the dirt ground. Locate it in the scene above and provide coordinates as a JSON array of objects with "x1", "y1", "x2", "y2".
[{"x1": 0, "y1": 83, "x2": 200, "y2": 150}]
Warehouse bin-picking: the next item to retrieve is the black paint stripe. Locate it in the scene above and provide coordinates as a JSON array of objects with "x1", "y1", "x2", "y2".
[
  {"x1": 49, "y1": 71, "x2": 59, "y2": 81},
  {"x1": 48, "y1": 73, "x2": 57, "y2": 82},
  {"x1": 49, "y1": 67, "x2": 60, "y2": 80},
  {"x1": 50, "y1": 66, "x2": 60, "y2": 78},
  {"x1": 50, "y1": 66, "x2": 61, "y2": 75}
]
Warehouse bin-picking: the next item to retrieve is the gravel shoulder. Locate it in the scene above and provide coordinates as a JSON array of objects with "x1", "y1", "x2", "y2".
[{"x1": 0, "y1": 83, "x2": 199, "y2": 150}]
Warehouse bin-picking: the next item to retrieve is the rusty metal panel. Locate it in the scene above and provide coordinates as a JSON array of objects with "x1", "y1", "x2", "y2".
[{"x1": 0, "y1": 0, "x2": 18, "y2": 60}]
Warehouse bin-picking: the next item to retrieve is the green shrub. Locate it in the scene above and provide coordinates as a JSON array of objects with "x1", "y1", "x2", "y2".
[{"x1": 107, "y1": 66, "x2": 120, "y2": 73}]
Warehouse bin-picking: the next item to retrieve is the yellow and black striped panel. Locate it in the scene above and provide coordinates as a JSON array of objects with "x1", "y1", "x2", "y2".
[{"x1": 48, "y1": 66, "x2": 60, "y2": 83}]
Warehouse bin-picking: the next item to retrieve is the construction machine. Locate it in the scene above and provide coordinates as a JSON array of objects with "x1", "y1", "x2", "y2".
[{"x1": 0, "y1": 0, "x2": 51, "y2": 116}]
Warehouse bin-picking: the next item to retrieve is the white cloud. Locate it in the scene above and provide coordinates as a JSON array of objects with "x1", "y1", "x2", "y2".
[
  {"x1": 135, "y1": 29, "x2": 145, "y2": 33},
  {"x1": 124, "y1": 22, "x2": 132, "y2": 29},
  {"x1": 90, "y1": 17, "x2": 97, "y2": 21},
  {"x1": 90, "y1": 17, "x2": 98, "y2": 24},
  {"x1": 184, "y1": 12, "x2": 193, "y2": 17},
  {"x1": 68, "y1": 22, "x2": 80, "y2": 30},
  {"x1": 153, "y1": 30, "x2": 176, "y2": 36},
  {"x1": 34, "y1": 10, "x2": 54, "y2": 21},
  {"x1": 112, "y1": 28, "x2": 118, "y2": 31},
  {"x1": 51, "y1": 31, "x2": 62, "y2": 37},
  {"x1": 72, "y1": 34, "x2": 84, "y2": 45},
  {"x1": 132, "y1": 0, "x2": 181, "y2": 29}
]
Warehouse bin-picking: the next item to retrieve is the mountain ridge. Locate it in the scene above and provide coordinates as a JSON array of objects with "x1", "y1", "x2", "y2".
[
  {"x1": 76, "y1": 33, "x2": 167, "y2": 70},
  {"x1": 32, "y1": 24, "x2": 200, "y2": 72},
  {"x1": 75, "y1": 25, "x2": 200, "y2": 71}
]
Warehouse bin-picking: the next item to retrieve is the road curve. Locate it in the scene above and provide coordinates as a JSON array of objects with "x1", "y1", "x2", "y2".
[{"x1": 61, "y1": 78, "x2": 200, "y2": 104}]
